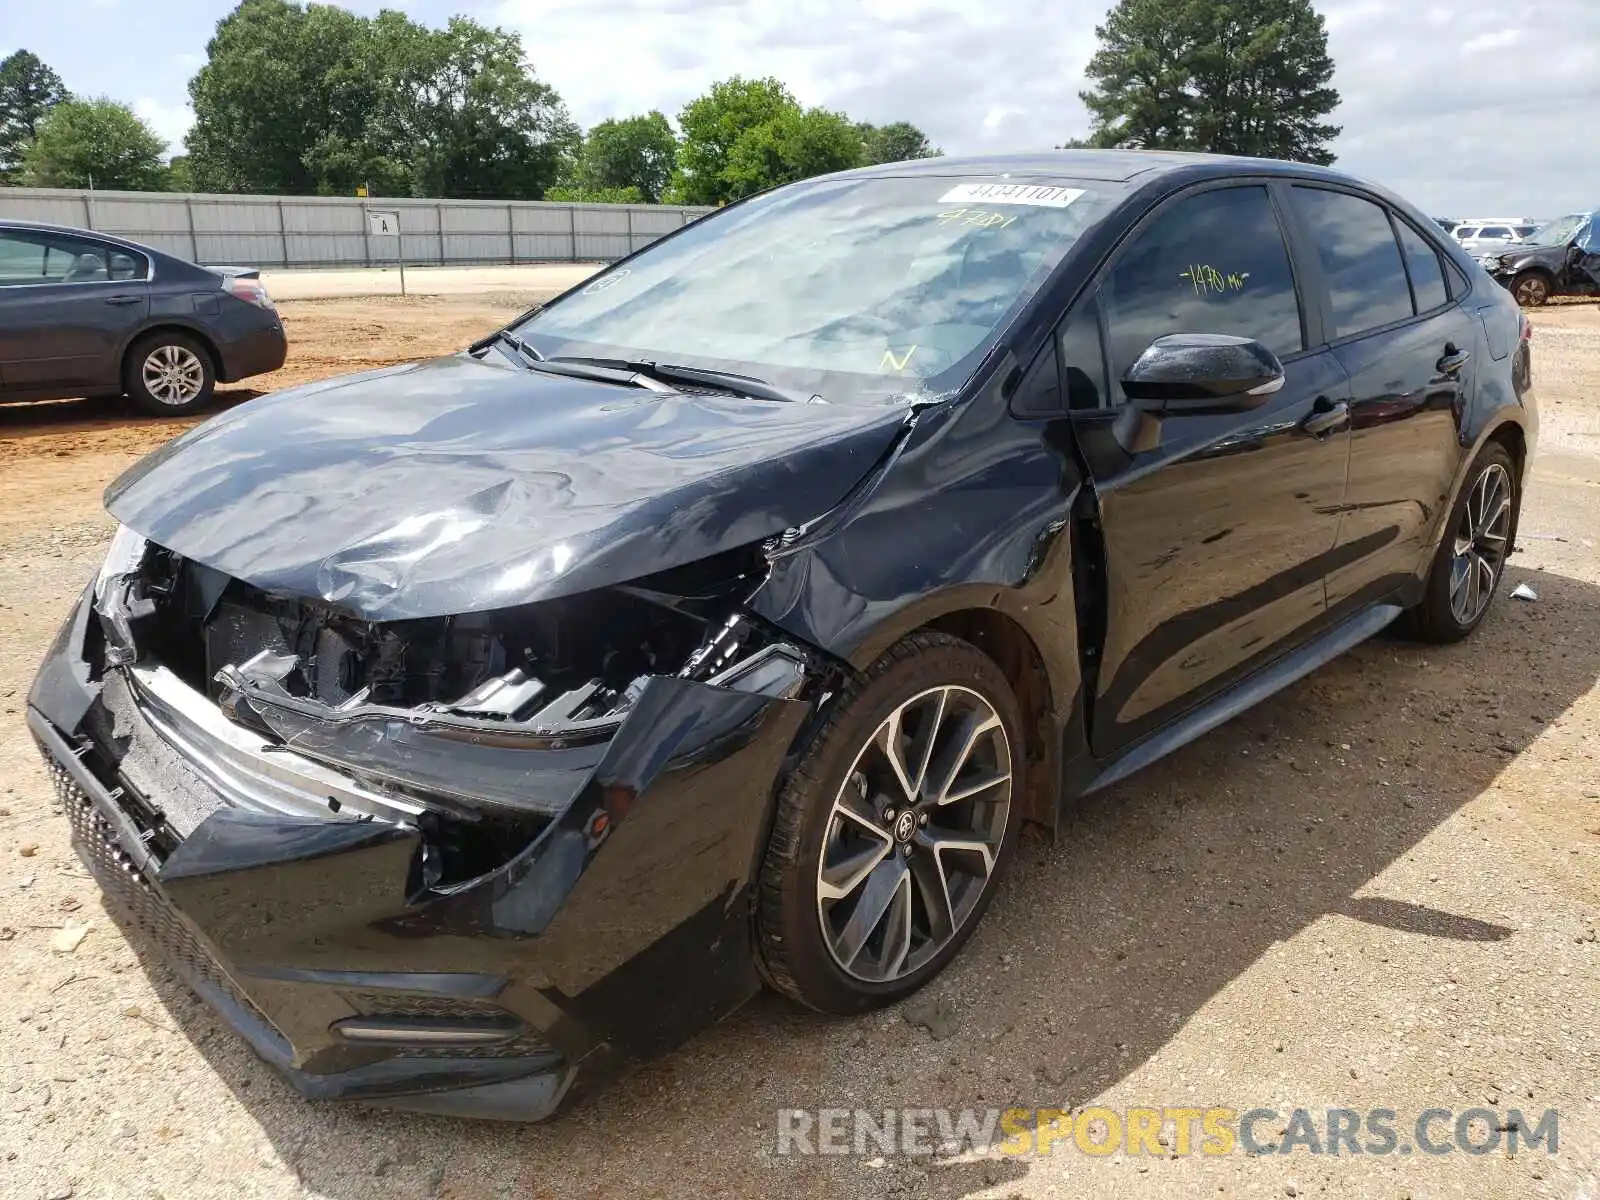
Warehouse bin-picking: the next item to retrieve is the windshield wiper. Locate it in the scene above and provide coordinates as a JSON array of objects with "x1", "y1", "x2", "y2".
[
  {"x1": 472, "y1": 337, "x2": 676, "y2": 393},
  {"x1": 523, "y1": 357, "x2": 676, "y2": 391},
  {"x1": 546, "y1": 356, "x2": 820, "y2": 405},
  {"x1": 471, "y1": 328, "x2": 544, "y2": 367}
]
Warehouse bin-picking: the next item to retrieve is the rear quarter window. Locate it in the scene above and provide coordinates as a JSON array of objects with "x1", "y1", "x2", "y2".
[
  {"x1": 109, "y1": 249, "x2": 148, "y2": 280},
  {"x1": 1395, "y1": 220, "x2": 1449, "y2": 313},
  {"x1": 1289, "y1": 187, "x2": 1413, "y2": 339}
]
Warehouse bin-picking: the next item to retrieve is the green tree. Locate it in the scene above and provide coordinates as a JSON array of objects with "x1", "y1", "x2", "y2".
[
  {"x1": 165, "y1": 154, "x2": 194, "y2": 191},
  {"x1": 545, "y1": 183, "x2": 643, "y2": 204},
  {"x1": 670, "y1": 76, "x2": 798, "y2": 205},
  {"x1": 722, "y1": 106, "x2": 864, "y2": 199},
  {"x1": 569, "y1": 111, "x2": 676, "y2": 202},
  {"x1": 857, "y1": 120, "x2": 940, "y2": 164},
  {"x1": 1078, "y1": 0, "x2": 1340, "y2": 164},
  {"x1": 186, "y1": 0, "x2": 577, "y2": 198},
  {"x1": 361, "y1": 13, "x2": 579, "y2": 199},
  {"x1": 187, "y1": 0, "x2": 377, "y2": 192},
  {"x1": 22, "y1": 99, "x2": 167, "y2": 190},
  {"x1": 0, "y1": 50, "x2": 70, "y2": 180}
]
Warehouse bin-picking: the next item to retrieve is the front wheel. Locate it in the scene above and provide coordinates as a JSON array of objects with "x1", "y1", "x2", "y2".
[
  {"x1": 756, "y1": 632, "x2": 1023, "y2": 1014},
  {"x1": 1409, "y1": 443, "x2": 1520, "y2": 643},
  {"x1": 1511, "y1": 271, "x2": 1551, "y2": 307}
]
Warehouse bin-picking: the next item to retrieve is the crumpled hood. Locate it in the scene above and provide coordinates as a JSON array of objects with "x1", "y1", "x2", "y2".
[
  {"x1": 106, "y1": 354, "x2": 908, "y2": 620},
  {"x1": 1501, "y1": 243, "x2": 1566, "y2": 267}
]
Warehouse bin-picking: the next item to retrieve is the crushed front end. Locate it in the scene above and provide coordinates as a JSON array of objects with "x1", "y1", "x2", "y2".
[{"x1": 28, "y1": 528, "x2": 821, "y2": 1119}]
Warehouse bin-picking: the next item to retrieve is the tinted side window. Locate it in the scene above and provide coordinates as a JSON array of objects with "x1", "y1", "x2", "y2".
[
  {"x1": 1291, "y1": 187, "x2": 1412, "y2": 338},
  {"x1": 1059, "y1": 297, "x2": 1108, "y2": 410},
  {"x1": 1396, "y1": 221, "x2": 1448, "y2": 313},
  {"x1": 1480, "y1": 226, "x2": 1513, "y2": 240},
  {"x1": 1101, "y1": 186, "x2": 1303, "y2": 385},
  {"x1": 0, "y1": 233, "x2": 48, "y2": 285},
  {"x1": 0, "y1": 233, "x2": 123, "y2": 285},
  {"x1": 52, "y1": 240, "x2": 110, "y2": 282}
]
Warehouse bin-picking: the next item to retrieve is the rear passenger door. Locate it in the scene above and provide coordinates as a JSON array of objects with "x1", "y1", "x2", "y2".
[
  {"x1": 0, "y1": 230, "x2": 150, "y2": 394},
  {"x1": 1283, "y1": 187, "x2": 1481, "y2": 613},
  {"x1": 1066, "y1": 183, "x2": 1353, "y2": 757}
]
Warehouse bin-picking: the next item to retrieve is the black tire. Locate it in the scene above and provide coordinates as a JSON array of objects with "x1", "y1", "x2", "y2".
[
  {"x1": 124, "y1": 331, "x2": 216, "y2": 416},
  {"x1": 1409, "y1": 442, "x2": 1520, "y2": 643},
  {"x1": 756, "y1": 632, "x2": 1024, "y2": 1013},
  {"x1": 1511, "y1": 271, "x2": 1551, "y2": 308}
]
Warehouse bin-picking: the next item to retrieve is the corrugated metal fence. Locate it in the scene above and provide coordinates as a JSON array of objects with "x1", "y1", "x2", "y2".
[{"x1": 0, "y1": 188, "x2": 714, "y2": 268}]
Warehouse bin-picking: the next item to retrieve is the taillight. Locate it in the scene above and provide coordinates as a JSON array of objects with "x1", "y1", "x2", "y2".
[
  {"x1": 1520, "y1": 312, "x2": 1532, "y2": 342},
  {"x1": 223, "y1": 275, "x2": 275, "y2": 311}
]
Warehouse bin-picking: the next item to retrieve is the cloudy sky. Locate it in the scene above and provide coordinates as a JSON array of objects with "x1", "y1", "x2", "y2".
[{"x1": 4, "y1": 0, "x2": 1597, "y2": 216}]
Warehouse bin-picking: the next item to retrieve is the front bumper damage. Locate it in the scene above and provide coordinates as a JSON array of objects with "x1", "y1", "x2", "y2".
[{"x1": 28, "y1": 541, "x2": 821, "y2": 1119}]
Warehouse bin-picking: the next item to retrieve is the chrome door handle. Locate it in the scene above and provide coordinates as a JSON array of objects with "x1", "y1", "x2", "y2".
[{"x1": 1301, "y1": 399, "x2": 1349, "y2": 438}]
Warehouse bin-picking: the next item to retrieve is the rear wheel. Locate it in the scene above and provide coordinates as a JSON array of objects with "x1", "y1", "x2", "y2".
[
  {"x1": 756, "y1": 633, "x2": 1023, "y2": 1013},
  {"x1": 1409, "y1": 443, "x2": 1519, "y2": 643},
  {"x1": 1511, "y1": 271, "x2": 1551, "y2": 307},
  {"x1": 125, "y1": 332, "x2": 215, "y2": 416}
]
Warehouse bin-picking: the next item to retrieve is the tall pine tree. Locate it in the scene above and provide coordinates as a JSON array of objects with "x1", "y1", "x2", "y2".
[
  {"x1": 1077, "y1": 0, "x2": 1341, "y2": 165},
  {"x1": 0, "y1": 50, "x2": 70, "y2": 179}
]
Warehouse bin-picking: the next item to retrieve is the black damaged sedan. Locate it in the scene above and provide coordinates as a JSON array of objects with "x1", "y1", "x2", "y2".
[{"x1": 29, "y1": 151, "x2": 1536, "y2": 1120}]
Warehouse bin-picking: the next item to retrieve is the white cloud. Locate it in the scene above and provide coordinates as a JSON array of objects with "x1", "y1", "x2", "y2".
[
  {"x1": 490, "y1": 0, "x2": 1599, "y2": 216},
  {"x1": 133, "y1": 96, "x2": 194, "y2": 158},
  {"x1": 495, "y1": 0, "x2": 1101, "y2": 148},
  {"x1": 1460, "y1": 28, "x2": 1521, "y2": 53},
  {"x1": 1324, "y1": 0, "x2": 1599, "y2": 215}
]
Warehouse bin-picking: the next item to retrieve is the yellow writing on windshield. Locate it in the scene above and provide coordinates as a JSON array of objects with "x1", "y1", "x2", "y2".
[
  {"x1": 1180, "y1": 264, "x2": 1250, "y2": 296},
  {"x1": 937, "y1": 208, "x2": 1018, "y2": 231},
  {"x1": 881, "y1": 345, "x2": 918, "y2": 372}
]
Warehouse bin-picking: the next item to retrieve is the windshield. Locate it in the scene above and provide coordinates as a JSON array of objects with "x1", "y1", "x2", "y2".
[
  {"x1": 1524, "y1": 213, "x2": 1586, "y2": 246},
  {"x1": 513, "y1": 175, "x2": 1114, "y2": 404}
]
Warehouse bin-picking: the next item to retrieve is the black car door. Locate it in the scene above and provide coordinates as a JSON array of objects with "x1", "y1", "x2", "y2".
[
  {"x1": 0, "y1": 229, "x2": 150, "y2": 394},
  {"x1": 1281, "y1": 188, "x2": 1483, "y2": 614},
  {"x1": 1067, "y1": 182, "x2": 1353, "y2": 757}
]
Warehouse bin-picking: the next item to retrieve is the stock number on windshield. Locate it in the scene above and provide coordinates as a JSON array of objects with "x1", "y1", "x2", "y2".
[{"x1": 936, "y1": 208, "x2": 1018, "y2": 231}]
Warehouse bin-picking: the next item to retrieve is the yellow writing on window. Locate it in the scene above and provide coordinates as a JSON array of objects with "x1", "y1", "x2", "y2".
[
  {"x1": 936, "y1": 208, "x2": 1018, "y2": 231},
  {"x1": 881, "y1": 345, "x2": 918, "y2": 372},
  {"x1": 1180, "y1": 264, "x2": 1250, "y2": 296}
]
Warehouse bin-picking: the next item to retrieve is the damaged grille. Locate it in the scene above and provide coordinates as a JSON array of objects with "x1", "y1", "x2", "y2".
[
  {"x1": 42, "y1": 750, "x2": 282, "y2": 1040},
  {"x1": 91, "y1": 530, "x2": 801, "y2": 833}
]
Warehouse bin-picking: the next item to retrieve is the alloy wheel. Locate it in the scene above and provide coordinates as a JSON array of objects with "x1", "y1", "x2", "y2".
[
  {"x1": 1449, "y1": 462, "x2": 1512, "y2": 626},
  {"x1": 141, "y1": 344, "x2": 206, "y2": 406},
  {"x1": 1514, "y1": 276, "x2": 1549, "y2": 306},
  {"x1": 815, "y1": 685, "x2": 1012, "y2": 983}
]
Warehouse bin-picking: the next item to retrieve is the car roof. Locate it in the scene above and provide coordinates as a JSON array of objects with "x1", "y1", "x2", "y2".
[
  {"x1": 832, "y1": 148, "x2": 1355, "y2": 185},
  {"x1": 0, "y1": 218, "x2": 169, "y2": 259}
]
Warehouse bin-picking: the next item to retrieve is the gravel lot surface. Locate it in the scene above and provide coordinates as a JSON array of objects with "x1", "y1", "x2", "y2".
[{"x1": 1, "y1": 295, "x2": 1597, "y2": 1200}]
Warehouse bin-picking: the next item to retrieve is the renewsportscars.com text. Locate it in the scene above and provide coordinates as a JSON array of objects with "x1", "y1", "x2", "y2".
[{"x1": 775, "y1": 1105, "x2": 1559, "y2": 1158}]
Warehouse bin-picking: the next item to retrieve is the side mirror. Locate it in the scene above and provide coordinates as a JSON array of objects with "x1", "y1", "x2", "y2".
[{"x1": 1121, "y1": 334, "x2": 1285, "y2": 416}]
